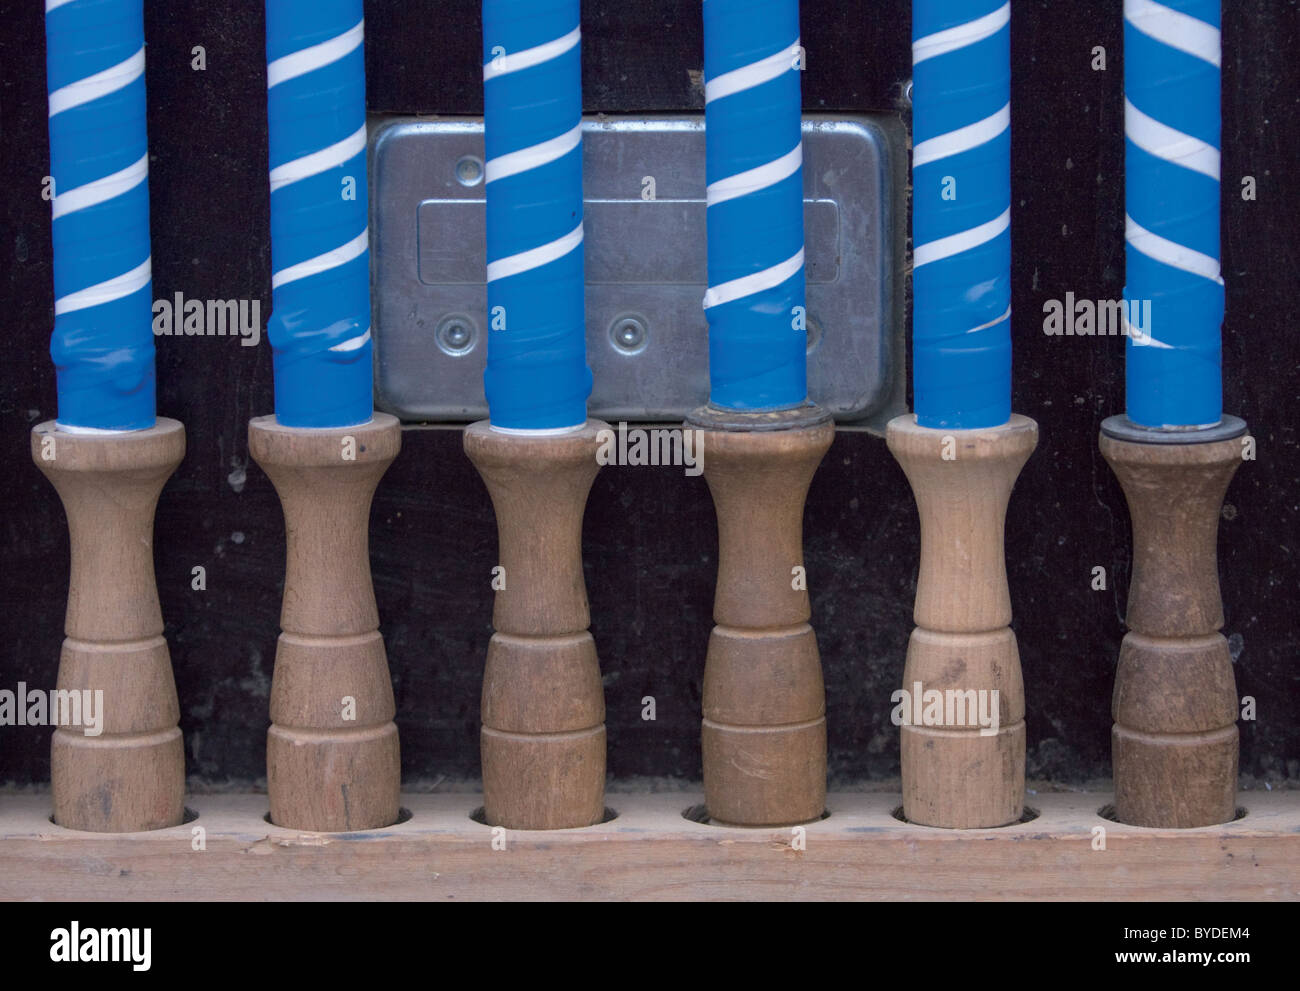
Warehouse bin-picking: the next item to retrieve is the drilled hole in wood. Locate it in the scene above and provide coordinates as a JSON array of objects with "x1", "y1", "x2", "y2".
[
  {"x1": 890, "y1": 805, "x2": 1040, "y2": 827},
  {"x1": 261, "y1": 807, "x2": 413, "y2": 829},
  {"x1": 468, "y1": 806, "x2": 618, "y2": 827},
  {"x1": 48, "y1": 806, "x2": 200, "y2": 829},
  {"x1": 1097, "y1": 804, "x2": 1248, "y2": 824},
  {"x1": 682, "y1": 804, "x2": 832, "y2": 827}
]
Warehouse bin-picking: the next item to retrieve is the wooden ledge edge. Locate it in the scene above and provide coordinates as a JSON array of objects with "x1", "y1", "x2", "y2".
[{"x1": 0, "y1": 791, "x2": 1295, "y2": 901}]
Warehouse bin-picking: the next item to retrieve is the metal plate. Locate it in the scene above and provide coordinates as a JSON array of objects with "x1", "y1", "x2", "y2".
[{"x1": 369, "y1": 114, "x2": 903, "y2": 424}]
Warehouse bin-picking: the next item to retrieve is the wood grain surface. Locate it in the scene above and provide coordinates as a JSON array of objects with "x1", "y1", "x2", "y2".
[
  {"x1": 1102, "y1": 431, "x2": 1247, "y2": 828},
  {"x1": 249, "y1": 414, "x2": 402, "y2": 832},
  {"x1": 0, "y1": 790, "x2": 1294, "y2": 901},
  {"x1": 30, "y1": 419, "x2": 187, "y2": 833}
]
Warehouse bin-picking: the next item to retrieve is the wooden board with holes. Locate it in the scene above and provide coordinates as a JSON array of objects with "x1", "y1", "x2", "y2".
[{"x1": 0, "y1": 791, "x2": 1295, "y2": 901}]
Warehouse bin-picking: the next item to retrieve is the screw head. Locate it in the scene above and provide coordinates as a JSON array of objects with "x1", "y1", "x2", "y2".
[
  {"x1": 435, "y1": 314, "x2": 477, "y2": 355},
  {"x1": 455, "y1": 156, "x2": 484, "y2": 187},
  {"x1": 610, "y1": 315, "x2": 648, "y2": 353}
]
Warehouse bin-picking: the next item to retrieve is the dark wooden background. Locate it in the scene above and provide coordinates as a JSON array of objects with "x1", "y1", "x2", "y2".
[{"x1": 2, "y1": 0, "x2": 1296, "y2": 791}]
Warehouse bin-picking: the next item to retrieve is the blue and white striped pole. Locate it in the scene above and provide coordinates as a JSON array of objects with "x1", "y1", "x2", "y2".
[
  {"x1": 45, "y1": 0, "x2": 155, "y2": 431},
  {"x1": 702, "y1": 0, "x2": 808, "y2": 411},
  {"x1": 1123, "y1": 0, "x2": 1223, "y2": 429},
  {"x1": 481, "y1": 0, "x2": 591, "y2": 431},
  {"x1": 38, "y1": 1, "x2": 188, "y2": 833},
  {"x1": 1101, "y1": 0, "x2": 1244, "y2": 830},
  {"x1": 255, "y1": 1, "x2": 403, "y2": 832},
  {"x1": 692, "y1": 0, "x2": 838, "y2": 829},
  {"x1": 888, "y1": 1, "x2": 1035, "y2": 828},
  {"x1": 911, "y1": 0, "x2": 1012, "y2": 429},
  {"x1": 265, "y1": 0, "x2": 372, "y2": 428},
  {"x1": 467, "y1": 1, "x2": 608, "y2": 830}
]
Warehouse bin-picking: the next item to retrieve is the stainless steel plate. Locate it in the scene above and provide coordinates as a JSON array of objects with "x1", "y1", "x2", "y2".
[{"x1": 369, "y1": 114, "x2": 904, "y2": 425}]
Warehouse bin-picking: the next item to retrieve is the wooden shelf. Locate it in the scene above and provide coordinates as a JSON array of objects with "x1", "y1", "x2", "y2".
[{"x1": 1, "y1": 791, "x2": 1296, "y2": 901}]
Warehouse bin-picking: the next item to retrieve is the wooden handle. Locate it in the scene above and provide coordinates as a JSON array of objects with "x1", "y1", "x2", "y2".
[
  {"x1": 249, "y1": 413, "x2": 401, "y2": 832},
  {"x1": 887, "y1": 414, "x2": 1036, "y2": 828},
  {"x1": 690, "y1": 410, "x2": 834, "y2": 827},
  {"x1": 31, "y1": 418, "x2": 186, "y2": 833},
  {"x1": 464, "y1": 420, "x2": 608, "y2": 830},
  {"x1": 1101, "y1": 426, "x2": 1245, "y2": 827}
]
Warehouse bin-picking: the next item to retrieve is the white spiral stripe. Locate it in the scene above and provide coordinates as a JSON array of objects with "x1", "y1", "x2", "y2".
[
  {"x1": 914, "y1": 207, "x2": 1010, "y2": 268},
  {"x1": 913, "y1": 3, "x2": 1009, "y2": 65},
  {"x1": 967, "y1": 305, "x2": 1012, "y2": 334},
  {"x1": 1122, "y1": 311, "x2": 1174, "y2": 349},
  {"x1": 48, "y1": 47, "x2": 144, "y2": 117},
  {"x1": 1125, "y1": 97, "x2": 1219, "y2": 180},
  {"x1": 1125, "y1": 214, "x2": 1222, "y2": 283},
  {"x1": 912, "y1": 103, "x2": 1009, "y2": 169},
  {"x1": 330, "y1": 328, "x2": 371, "y2": 352},
  {"x1": 486, "y1": 222, "x2": 584, "y2": 282},
  {"x1": 272, "y1": 228, "x2": 368, "y2": 289},
  {"x1": 51, "y1": 152, "x2": 148, "y2": 220},
  {"x1": 267, "y1": 19, "x2": 364, "y2": 89},
  {"x1": 703, "y1": 247, "x2": 804, "y2": 310},
  {"x1": 483, "y1": 26, "x2": 581, "y2": 80},
  {"x1": 269, "y1": 123, "x2": 368, "y2": 192},
  {"x1": 705, "y1": 38, "x2": 801, "y2": 103},
  {"x1": 54, "y1": 255, "x2": 151, "y2": 315},
  {"x1": 707, "y1": 144, "x2": 802, "y2": 207},
  {"x1": 1124, "y1": 0, "x2": 1220, "y2": 68},
  {"x1": 485, "y1": 123, "x2": 582, "y2": 184}
]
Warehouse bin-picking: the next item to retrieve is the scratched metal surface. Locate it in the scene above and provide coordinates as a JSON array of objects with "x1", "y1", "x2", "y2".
[{"x1": 0, "y1": 0, "x2": 1296, "y2": 789}]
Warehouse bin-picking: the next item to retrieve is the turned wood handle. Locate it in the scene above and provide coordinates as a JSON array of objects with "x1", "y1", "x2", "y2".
[
  {"x1": 464, "y1": 420, "x2": 607, "y2": 830},
  {"x1": 887, "y1": 414, "x2": 1036, "y2": 829},
  {"x1": 1101, "y1": 429, "x2": 1245, "y2": 828},
  {"x1": 694, "y1": 417, "x2": 834, "y2": 827},
  {"x1": 32, "y1": 418, "x2": 187, "y2": 833},
  {"x1": 249, "y1": 413, "x2": 401, "y2": 832}
]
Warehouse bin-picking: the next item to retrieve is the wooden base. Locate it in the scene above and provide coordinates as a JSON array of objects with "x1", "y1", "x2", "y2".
[
  {"x1": 249, "y1": 414, "x2": 402, "y2": 832},
  {"x1": 30, "y1": 419, "x2": 186, "y2": 833},
  {"x1": 1101, "y1": 422, "x2": 1246, "y2": 828},
  {"x1": 688, "y1": 407, "x2": 835, "y2": 827},
  {"x1": 0, "y1": 789, "x2": 1294, "y2": 901},
  {"x1": 463, "y1": 420, "x2": 608, "y2": 831},
  {"x1": 886, "y1": 414, "x2": 1037, "y2": 828}
]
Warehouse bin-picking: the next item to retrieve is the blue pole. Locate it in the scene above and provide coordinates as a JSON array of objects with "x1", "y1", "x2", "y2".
[
  {"x1": 1123, "y1": 0, "x2": 1223, "y2": 429},
  {"x1": 702, "y1": 0, "x2": 808, "y2": 412},
  {"x1": 46, "y1": 0, "x2": 155, "y2": 431},
  {"x1": 266, "y1": 0, "x2": 373, "y2": 428},
  {"x1": 911, "y1": 0, "x2": 1012, "y2": 430},
  {"x1": 482, "y1": 0, "x2": 591, "y2": 431}
]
